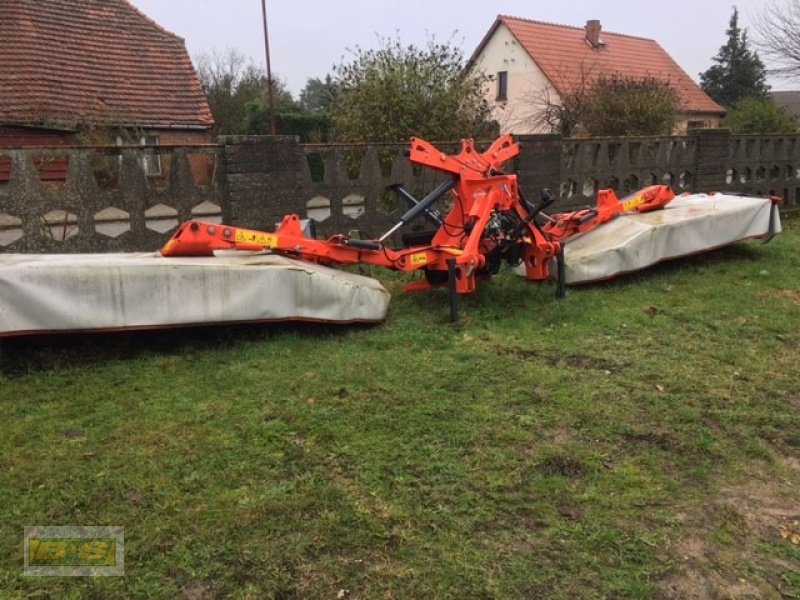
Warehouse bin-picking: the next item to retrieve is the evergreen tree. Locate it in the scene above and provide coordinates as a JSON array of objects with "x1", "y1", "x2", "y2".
[
  {"x1": 299, "y1": 75, "x2": 337, "y2": 115},
  {"x1": 700, "y1": 7, "x2": 770, "y2": 107}
]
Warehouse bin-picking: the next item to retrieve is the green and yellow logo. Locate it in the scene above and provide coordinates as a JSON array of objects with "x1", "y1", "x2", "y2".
[
  {"x1": 28, "y1": 538, "x2": 116, "y2": 567},
  {"x1": 24, "y1": 526, "x2": 124, "y2": 576}
]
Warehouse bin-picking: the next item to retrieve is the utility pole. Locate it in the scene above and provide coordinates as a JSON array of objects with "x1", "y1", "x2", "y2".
[{"x1": 261, "y1": 0, "x2": 276, "y2": 135}]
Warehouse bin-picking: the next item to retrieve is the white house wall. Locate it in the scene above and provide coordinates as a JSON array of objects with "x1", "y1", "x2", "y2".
[{"x1": 472, "y1": 23, "x2": 557, "y2": 135}]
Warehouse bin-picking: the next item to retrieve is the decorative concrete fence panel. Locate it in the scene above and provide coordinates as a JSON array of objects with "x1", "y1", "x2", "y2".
[
  {"x1": 0, "y1": 146, "x2": 223, "y2": 252},
  {"x1": 1, "y1": 130, "x2": 795, "y2": 254}
]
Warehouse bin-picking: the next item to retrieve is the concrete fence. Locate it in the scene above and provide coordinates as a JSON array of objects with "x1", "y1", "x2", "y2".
[{"x1": 0, "y1": 129, "x2": 796, "y2": 253}]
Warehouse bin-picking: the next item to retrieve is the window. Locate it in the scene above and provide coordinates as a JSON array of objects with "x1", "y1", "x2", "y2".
[{"x1": 497, "y1": 71, "x2": 508, "y2": 101}]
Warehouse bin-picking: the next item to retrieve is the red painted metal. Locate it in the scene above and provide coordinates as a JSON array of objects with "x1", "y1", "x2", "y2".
[{"x1": 542, "y1": 185, "x2": 675, "y2": 242}]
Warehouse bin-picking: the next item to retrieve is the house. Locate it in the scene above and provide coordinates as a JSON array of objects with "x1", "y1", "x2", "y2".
[
  {"x1": 469, "y1": 16, "x2": 725, "y2": 135},
  {"x1": 0, "y1": 0, "x2": 213, "y2": 148}
]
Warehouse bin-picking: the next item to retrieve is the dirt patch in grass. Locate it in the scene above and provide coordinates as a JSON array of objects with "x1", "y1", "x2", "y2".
[
  {"x1": 537, "y1": 454, "x2": 585, "y2": 477},
  {"x1": 494, "y1": 345, "x2": 622, "y2": 372},
  {"x1": 559, "y1": 353, "x2": 620, "y2": 372},
  {"x1": 756, "y1": 288, "x2": 800, "y2": 309},
  {"x1": 60, "y1": 428, "x2": 86, "y2": 439},
  {"x1": 179, "y1": 581, "x2": 215, "y2": 600},
  {"x1": 659, "y1": 464, "x2": 800, "y2": 599},
  {"x1": 775, "y1": 289, "x2": 800, "y2": 305},
  {"x1": 624, "y1": 429, "x2": 684, "y2": 453},
  {"x1": 494, "y1": 345, "x2": 542, "y2": 360},
  {"x1": 556, "y1": 502, "x2": 584, "y2": 521}
]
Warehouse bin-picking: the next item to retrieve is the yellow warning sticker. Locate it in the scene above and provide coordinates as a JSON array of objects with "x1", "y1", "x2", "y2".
[
  {"x1": 235, "y1": 230, "x2": 278, "y2": 248},
  {"x1": 621, "y1": 195, "x2": 645, "y2": 212},
  {"x1": 409, "y1": 252, "x2": 428, "y2": 266}
]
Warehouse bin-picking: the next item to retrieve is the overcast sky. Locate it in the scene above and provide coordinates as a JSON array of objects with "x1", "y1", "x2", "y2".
[{"x1": 129, "y1": 0, "x2": 792, "y2": 96}]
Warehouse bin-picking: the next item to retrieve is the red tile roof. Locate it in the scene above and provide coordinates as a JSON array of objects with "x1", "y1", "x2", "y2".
[
  {"x1": 0, "y1": 0, "x2": 213, "y2": 129},
  {"x1": 475, "y1": 16, "x2": 724, "y2": 115}
]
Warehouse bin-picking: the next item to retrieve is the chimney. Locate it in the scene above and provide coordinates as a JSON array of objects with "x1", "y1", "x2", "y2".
[{"x1": 585, "y1": 19, "x2": 603, "y2": 48}]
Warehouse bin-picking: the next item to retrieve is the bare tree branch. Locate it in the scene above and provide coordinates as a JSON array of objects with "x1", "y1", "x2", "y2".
[
  {"x1": 752, "y1": 0, "x2": 800, "y2": 78},
  {"x1": 519, "y1": 57, "x2": 678, "y2": 136},
  {"x1": 519, "y1": 59, "x2": 598, "y2": 136},
  {"x1": 195, "y1": 48, "x2": 293, "y2": 135}
]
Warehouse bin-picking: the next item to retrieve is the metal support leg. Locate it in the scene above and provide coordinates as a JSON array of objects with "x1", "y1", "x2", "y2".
[
  {"x1": 556, "y1": 247, "x2": 566, "y2": 299},
  {"x1": 447, "y1": 258, "x2": 458, "y2": 323}
]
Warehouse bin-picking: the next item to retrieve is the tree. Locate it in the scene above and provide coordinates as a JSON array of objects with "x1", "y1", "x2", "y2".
[
  {"x1": 526, "y1": 59, "x2": 678, "y2": 137},
  {"x1": 329, "y1": 36, "x2": 497, "y2": 142},
  {"x1": 527, "y1": 62, "x2": 596, "y2": 137},
  {"x1": 299, "y1": 75, "x2": 337, "y2": 115},
  {"x1": 241, "y1": 75, "x2": 333, "y2": 141},
  {"x1": 723, "y1": 97, "x2": 799, "y2": 133},
  {"x1": 240, "y1": 102, "x2": 331, "y2": 141},
  {"x1": 700, "y1": 7, "x2": 769, "y2": 107},
  {"x1": 580, "y1": 75, "x2": 679, "y2": 136},
  {"x1": 195, "y1": 48, "x2": 294, "y2": 135},
  {"x1": 753, "y1": 0, "x2": 800, "y2": 78}
]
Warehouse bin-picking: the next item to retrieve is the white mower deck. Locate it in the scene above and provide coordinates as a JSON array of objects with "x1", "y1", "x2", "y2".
[
  {"x1": 0, "y1": 252, "x2": 390, "y2": 338},
  {"x1": 559, "y1": 193, "x2": 781, "y2": 284}
]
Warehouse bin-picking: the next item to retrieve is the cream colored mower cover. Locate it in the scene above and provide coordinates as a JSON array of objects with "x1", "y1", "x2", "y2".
[
  {"x1": 557, "y1": 193, "x2": 781, "y2": 284},
  {"x1": 0, "y1": 252, "x2": 390, "y2": 337}
]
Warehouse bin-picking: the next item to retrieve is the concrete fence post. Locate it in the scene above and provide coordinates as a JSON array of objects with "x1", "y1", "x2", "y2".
[
  {"x1": 218, "y1": 135, "x2": 303, "y2": 230},
  {"x1": 514, "y1": 134, "x2": 564, "y2": 207},
  {"x1": 690, "y1": 128, "x2": 732, "y2": 193}
]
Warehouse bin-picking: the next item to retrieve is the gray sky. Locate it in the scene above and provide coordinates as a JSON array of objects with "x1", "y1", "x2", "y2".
[{"x1": 129, "y1": 0, "x2": 792, "y2": 96}]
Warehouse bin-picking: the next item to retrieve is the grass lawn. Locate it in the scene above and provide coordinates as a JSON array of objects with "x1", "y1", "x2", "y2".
[{"x1": 1, "y1": 218, "x2": 799, "y2": 599}]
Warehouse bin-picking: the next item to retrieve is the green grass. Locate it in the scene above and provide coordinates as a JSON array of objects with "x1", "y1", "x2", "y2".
[{"x1": 1, "y1": 219, "x2": 799, "y2": 599}]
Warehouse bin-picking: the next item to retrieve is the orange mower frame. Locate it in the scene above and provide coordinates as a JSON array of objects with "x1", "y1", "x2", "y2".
[{"x1": 161, "y1": 134, "x2": 675, "y2": 320}]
